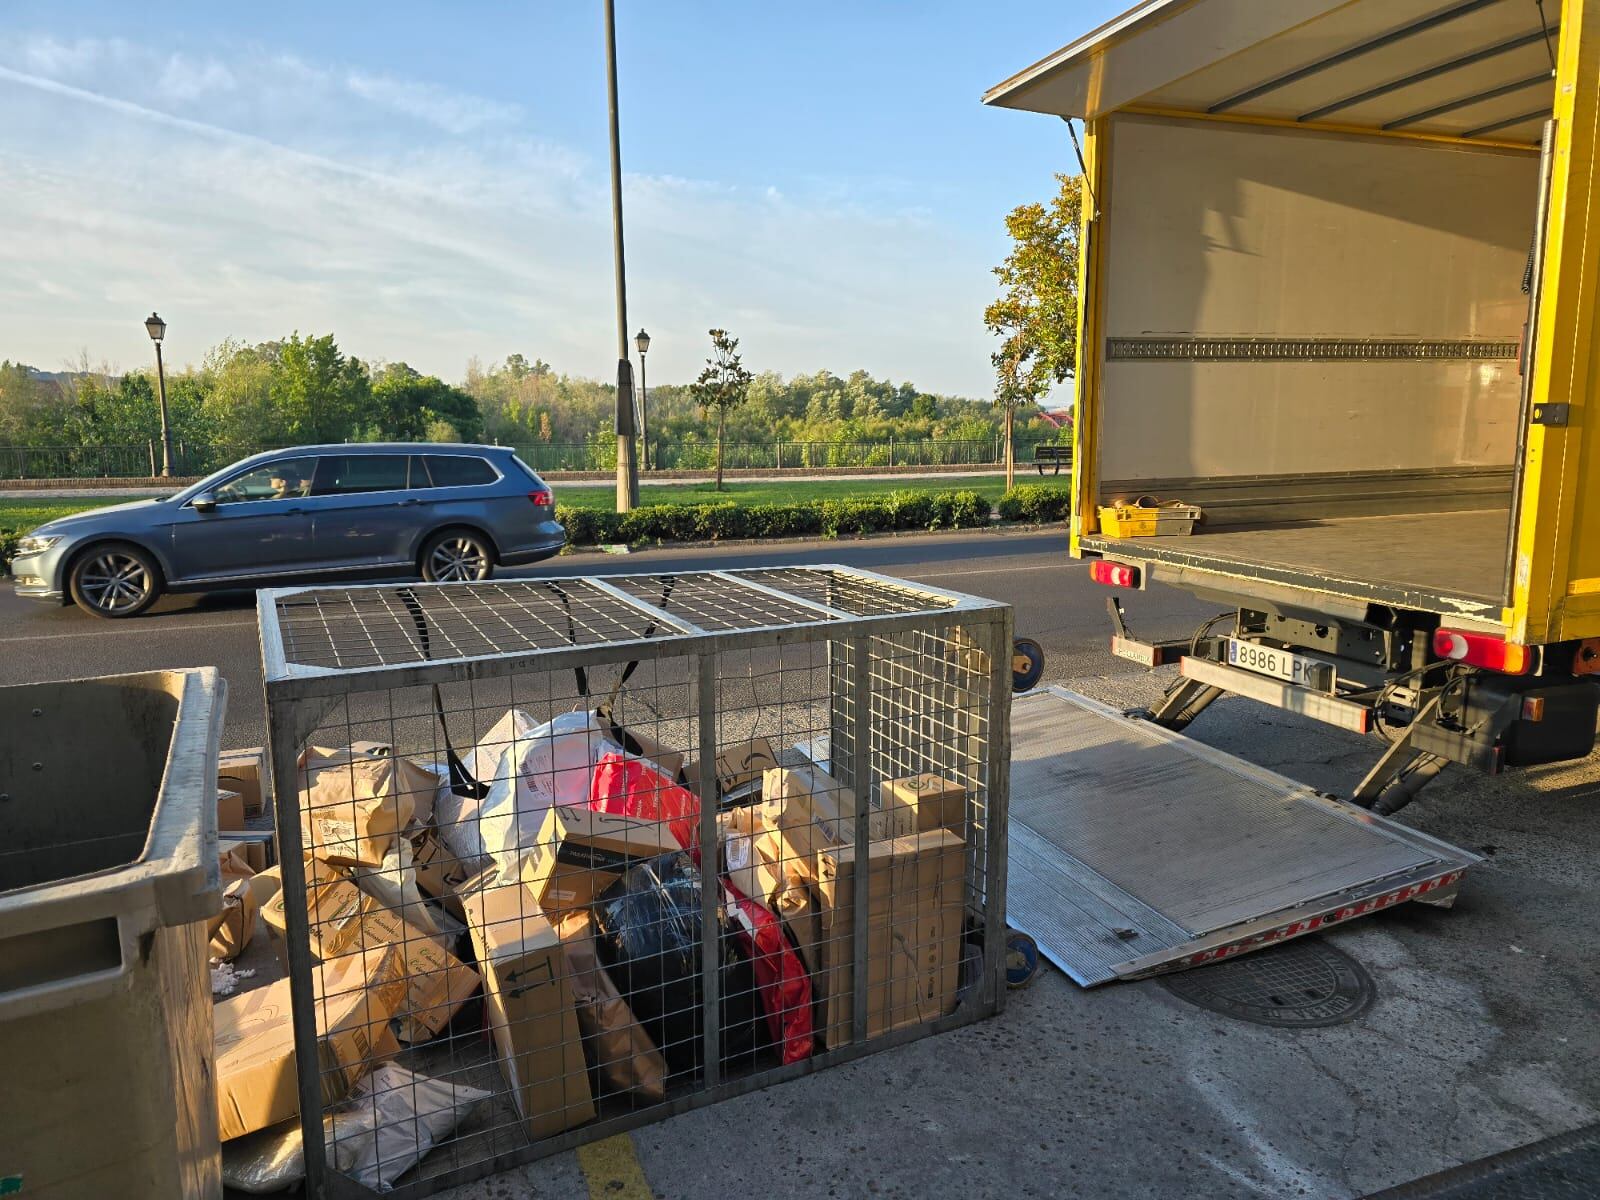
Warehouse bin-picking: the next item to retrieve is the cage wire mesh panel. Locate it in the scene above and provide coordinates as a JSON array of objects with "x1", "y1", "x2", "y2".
[{"x1": 252, "y1": 567, "x2": 1009, "y2": 1197}]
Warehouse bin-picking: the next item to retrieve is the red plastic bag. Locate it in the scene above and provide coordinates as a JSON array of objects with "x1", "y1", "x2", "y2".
[
  {"x1": 589, "y1": 752, "x2": 700, "y2": 853},
  {"x1": 721, "y1": 878, "x2": 814, "y2": 1064},
  {"x1": 589, "y1": 752, "x2": 813, "y2": 1064}
]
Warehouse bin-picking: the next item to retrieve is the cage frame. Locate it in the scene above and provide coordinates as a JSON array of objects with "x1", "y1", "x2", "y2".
[{"x1": 258, "y1": 564, "x2": 1012, "y2": 1199}]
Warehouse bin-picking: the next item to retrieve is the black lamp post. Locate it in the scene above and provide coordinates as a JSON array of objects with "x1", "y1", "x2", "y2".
[
  {"x1": 145, "y1": 312, "x2": 173, "y2": 477},
  {"x1": 634, "y1": 328, "x2": 651, "y2": 470}
]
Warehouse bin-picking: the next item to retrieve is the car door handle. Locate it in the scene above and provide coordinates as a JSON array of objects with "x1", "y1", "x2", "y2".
[
  {"x1": 285, "y1": 507, "x2": 306, "y2": 515},
  {"x1": 399, "y1": 497, "x2": 422, "y2": 506}
]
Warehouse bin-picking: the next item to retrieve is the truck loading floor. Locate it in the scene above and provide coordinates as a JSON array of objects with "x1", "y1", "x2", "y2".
[{"x1": 1084, "y1": 507, "x2": 1512, "y2": 617}]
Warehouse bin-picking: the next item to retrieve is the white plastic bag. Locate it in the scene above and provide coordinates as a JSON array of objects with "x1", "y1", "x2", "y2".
[
  {"x1": 438, "y1": 709, "x2": 623, "y2": 877},
  {"x1": 221, "y1": 1066, "x2": 491, "y2": 1193}
]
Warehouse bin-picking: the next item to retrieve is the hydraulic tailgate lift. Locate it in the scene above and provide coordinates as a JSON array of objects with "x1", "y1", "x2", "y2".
[{"x1": 1006, "y1": 688, "x2": 1479, "y2": 986}]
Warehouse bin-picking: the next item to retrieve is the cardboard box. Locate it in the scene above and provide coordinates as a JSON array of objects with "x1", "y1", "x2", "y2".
[
  {"x1": 523, "y1": 804, "x2": 678, "y2": 916},
  {"x1": 299, "y1": 744, "x2": 438, "y2": 867},
  {"x1": 722, "y1": 806, "x2": 785, "y2": 907},
  {"x1": 208, "y1": 849, "x2": 259, "y2": 961},
  {"x1": 881, "y1": 774, "x2": 967, "y2": 835},
  {"x1": 219, "y1": 832, "x2": 274, "y2": 874},
  {"x1": 213, "y1": 947, "x2": 406, "y2": 1140},
  {"x1": 463, "y1": 882, "x2": 595, "y2": 1139},
  {"x1": 411, "y1": 827, "x2": 473, "y2": 922},
  {"x1": 815, "y1": 829, "x2": 966, "y2": 1047},
  {"x1": 219, "y1": 746, "x2": 267, "y2": 817},
  {"x1": 217, "y1": 788, "x2": 245, "y2": 833},
  {"x1": 685, "y1": 736, "x2": 779, "y2": 798},
  {"x1": 555, "y1": 909, "x2": 667, "y2": 1103},
  {"x1": 774, "y1": 878, "x2": 822, "y2": 980},
  {"x1": 259, "y1": 863, "x2": 370, "y2": 966},
  {"x1": 257, "y1": 862, "x2": 480, "y2": 1043},
  {"x1": 759, "y1": 764, "x2": 910, "y2": 886}
]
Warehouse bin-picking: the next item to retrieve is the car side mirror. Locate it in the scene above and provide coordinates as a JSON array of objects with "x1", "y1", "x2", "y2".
[{"x1": 192, "y1": 491, "x2": 218, "y2": 514}]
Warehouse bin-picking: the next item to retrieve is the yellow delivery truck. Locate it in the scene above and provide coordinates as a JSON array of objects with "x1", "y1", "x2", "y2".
[{"x1": 987, "y1": 0, "x2": 1600, "y2": 814}]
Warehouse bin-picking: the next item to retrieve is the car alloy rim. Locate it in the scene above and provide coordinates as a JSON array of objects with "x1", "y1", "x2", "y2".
[
  {"x1": 79, "y1": 552, "x2": 150, "y2": 612},
  {"x1": 430, "y1": 537, "x2": 487, "y2": 582}
]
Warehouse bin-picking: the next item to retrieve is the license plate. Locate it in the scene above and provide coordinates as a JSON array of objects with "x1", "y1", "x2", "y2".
[{"x1": 1227, "y1": 638, "x2": 1333, "y2": 689}]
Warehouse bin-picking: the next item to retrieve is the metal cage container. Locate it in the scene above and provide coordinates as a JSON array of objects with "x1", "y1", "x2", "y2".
[{"x1": 256, "y1": 566, "x2": 1011, "y2": 1197}]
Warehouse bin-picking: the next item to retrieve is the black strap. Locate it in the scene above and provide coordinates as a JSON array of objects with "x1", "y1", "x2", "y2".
[
  {"x1": 616, "y1": 575, "x2": 676, "y2": 692},
  {"x1": 397, "y1": 588, "x2": 488, "y2": 800},
  {"x1": 542, "y1": 582, "x2": 589, "y2": 699}
]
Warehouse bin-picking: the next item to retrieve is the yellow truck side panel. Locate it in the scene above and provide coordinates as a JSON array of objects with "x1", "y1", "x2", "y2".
[
  {"x1": 1069, "y1": 116, "x2": 1108, "y2": 556},
  {"x1": 1510, "y1": 0, "x2": 1600, "y2": 645}
]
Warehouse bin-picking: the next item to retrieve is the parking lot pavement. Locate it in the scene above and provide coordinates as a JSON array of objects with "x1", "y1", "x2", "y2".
[
  {"x1": 442, "y1": 661, "x2": 1599, "y2": 1200},
  {"x1": 10, "y1": 530, "x2": 1592, "y2": 1198}
]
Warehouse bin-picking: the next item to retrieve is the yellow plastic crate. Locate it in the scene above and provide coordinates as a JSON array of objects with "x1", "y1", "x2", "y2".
[{"x1": 1098, "y1": 502, "x2": 1201, "y2": 537}]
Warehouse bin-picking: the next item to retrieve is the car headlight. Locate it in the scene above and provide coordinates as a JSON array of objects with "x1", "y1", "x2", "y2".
[{"x1": 14, "y1": 535, "x2": 62, "y2": 557}]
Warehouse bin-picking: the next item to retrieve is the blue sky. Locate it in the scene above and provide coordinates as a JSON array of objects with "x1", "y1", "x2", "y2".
[{"x1": 0, "y1": 2, "x2": 1119, "y2": 396}]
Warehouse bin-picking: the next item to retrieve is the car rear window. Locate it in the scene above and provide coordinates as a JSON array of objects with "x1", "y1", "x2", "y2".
[
  {"x1": 313, "y1": 454, "x2": 411, "y2": 495},
  {"x1": 423, "y1": 455, "x2": 497, "y2": 487}
]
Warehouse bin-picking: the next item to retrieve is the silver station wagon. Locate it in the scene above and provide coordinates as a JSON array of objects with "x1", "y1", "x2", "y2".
[{"x1": 9, "y1": 443, "x2": 566, "y2": 617}]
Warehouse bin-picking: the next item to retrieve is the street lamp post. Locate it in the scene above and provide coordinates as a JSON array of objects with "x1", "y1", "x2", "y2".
[
  {"x1": 145, "y1": 312, "x2": 173, "y2": 477},
  {"x1": 604, "y1": 0, "x2": 639, "y2": 511},
  {"x1": 634, "y1": 328, "x2": 650, "y2": 470}
]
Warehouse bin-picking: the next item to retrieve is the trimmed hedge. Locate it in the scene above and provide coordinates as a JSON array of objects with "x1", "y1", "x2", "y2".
[
  {"x1": 555, "y1": 487, "x2": 991, "y2": 548},
  {"x1": 0, "y1": 527, "x2": 17, "y2": 575},
  {"x1": 996, "y1": 482, "x2": 1072, "y2": 524}
]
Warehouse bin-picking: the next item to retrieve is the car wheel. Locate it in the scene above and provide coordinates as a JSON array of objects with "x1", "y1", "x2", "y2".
[
  {"x1": 68, "y1": 543, "x2": 163, "y2": 618},
  {"x1": 420, "y1": 529, "x2": 496, "y2": 583}
]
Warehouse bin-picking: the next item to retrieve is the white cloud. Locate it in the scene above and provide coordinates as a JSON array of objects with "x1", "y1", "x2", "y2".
[
  {"x1": 345, "y1": 70, "x2": 522, "y2": 135},
  {"x1": 0, "y1": 35, "x2": 999, "y2": 395},
  {"x1": 157, "y1": 53, "x2": 237, "y2": 103}
]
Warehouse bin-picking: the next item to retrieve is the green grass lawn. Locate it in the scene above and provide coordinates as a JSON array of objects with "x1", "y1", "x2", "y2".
[
  {"x1": 556, "y1": 474, "x2": 1013, "y2": 511},
  {"x1": 0, "y1": 497, "x2": 159, "y2": 531},
  {"x1": 0, "y1": 474, "x2": 1037, "y2": 531}
]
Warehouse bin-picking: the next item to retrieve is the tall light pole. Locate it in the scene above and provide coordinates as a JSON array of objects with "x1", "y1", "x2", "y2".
[
  {"x1": 145, "y1": 312, "x2": 173, "y2": 477},
  {"x1": 634, "y1": 327, "x2": 650, "y2": 471},
  {"x1": 604, "y1": 0, "x2": 639, "y2": 511}
]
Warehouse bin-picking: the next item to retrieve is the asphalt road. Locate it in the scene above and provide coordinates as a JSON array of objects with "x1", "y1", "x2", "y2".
[
  {"x1": 10, "y1": 529, "x2": 1595, "y2": 1199},
  {"x1": 0, "y1": 528, "x2": 1216, "y2": 748}
]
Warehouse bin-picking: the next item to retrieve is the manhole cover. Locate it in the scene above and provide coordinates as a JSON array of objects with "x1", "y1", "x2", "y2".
[{"x1": 1159, "y1": 936, "x2": 1375, "y2": 1028}]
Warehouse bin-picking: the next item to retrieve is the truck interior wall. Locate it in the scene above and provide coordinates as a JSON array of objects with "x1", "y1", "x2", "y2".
[{"x1": 1096, "y1": 114, "x2": 1538, "y2": 527}]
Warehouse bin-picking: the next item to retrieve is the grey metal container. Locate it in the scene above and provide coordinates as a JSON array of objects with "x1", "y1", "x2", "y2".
[
  {"x1": 258, "y1": 567, "x2": 1010, "y2": 1198},
  {"x1": 0, "y1": 668, "x2": 227, "y2": 1200}
]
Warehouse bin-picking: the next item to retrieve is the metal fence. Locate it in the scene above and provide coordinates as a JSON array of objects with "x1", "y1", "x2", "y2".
[
  {"x1": 0, "y1": 442, "x2": 281, "y2": 481},
  {"x1": 255, "y1": 567, "x2": 1010, "y2": 1196},
  {"x1": 1, "y1": 437, "x2": 1066, "y2": 480}
]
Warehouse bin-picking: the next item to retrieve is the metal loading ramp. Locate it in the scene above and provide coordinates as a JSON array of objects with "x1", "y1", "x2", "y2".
[{"x1": 1007, "y1": 688, "x2": 1480, "y2": 986}]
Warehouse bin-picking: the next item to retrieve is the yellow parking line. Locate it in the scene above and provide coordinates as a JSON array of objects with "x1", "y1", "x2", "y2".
[{"x1": 576, "y1": 1134, "x2": 651, "y2": 1200}]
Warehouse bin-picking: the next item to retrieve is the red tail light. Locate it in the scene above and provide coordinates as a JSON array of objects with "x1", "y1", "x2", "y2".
[
  {"x1": 1089, "y1": 561, "x2": 1140, "y2": 588},
  {"x1": 1433, "y1": 628, "x2": 1532, "y2": 675},
  {"x1": 528, "y1": 489, "x2": 553, "y2": 507}
]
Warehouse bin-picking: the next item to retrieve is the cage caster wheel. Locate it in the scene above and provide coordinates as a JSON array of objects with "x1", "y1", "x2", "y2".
[
  {"x1": 1005, "y1": 929, "x2": 1041, "y2": 989},
  {"x1": 1012, "y1": 638, "x2": 1045, "y2": 693}
]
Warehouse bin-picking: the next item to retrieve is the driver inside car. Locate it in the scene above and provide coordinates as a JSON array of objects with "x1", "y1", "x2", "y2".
[{"x1": 269, "y1": 468, "x2": 309, "y2": 499}]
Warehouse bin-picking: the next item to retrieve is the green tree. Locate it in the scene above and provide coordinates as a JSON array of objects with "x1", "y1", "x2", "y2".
[
  {"x1": 689, "y1": 328, "x2": 754, "y2": 491},
  {"x1": 0, "y1": 361, "x2": 69, "y2": 443},
  {"x1": 985, "y1": 172, "x2": 1082, "y2": 484},
  {"x1": 272, "y1": 333, "x2": 370, "y2": 443},
  {"x1": 372, "y1": 364, "x2": 483, "y2": 442}
]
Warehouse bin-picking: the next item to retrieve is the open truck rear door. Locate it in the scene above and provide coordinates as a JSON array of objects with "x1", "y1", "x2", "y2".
[
  {"x1": 1008, "y1": 689, "x2": 1479, "y2": 984},
  {"x1": 1508, "y1": 2, "x2": 1600, "y2": 646}
]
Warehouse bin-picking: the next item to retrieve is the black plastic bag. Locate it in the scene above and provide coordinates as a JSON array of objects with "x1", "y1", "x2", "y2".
[{"x1": 593, "y1": 852, "x2": 768, "y2": 1077}]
